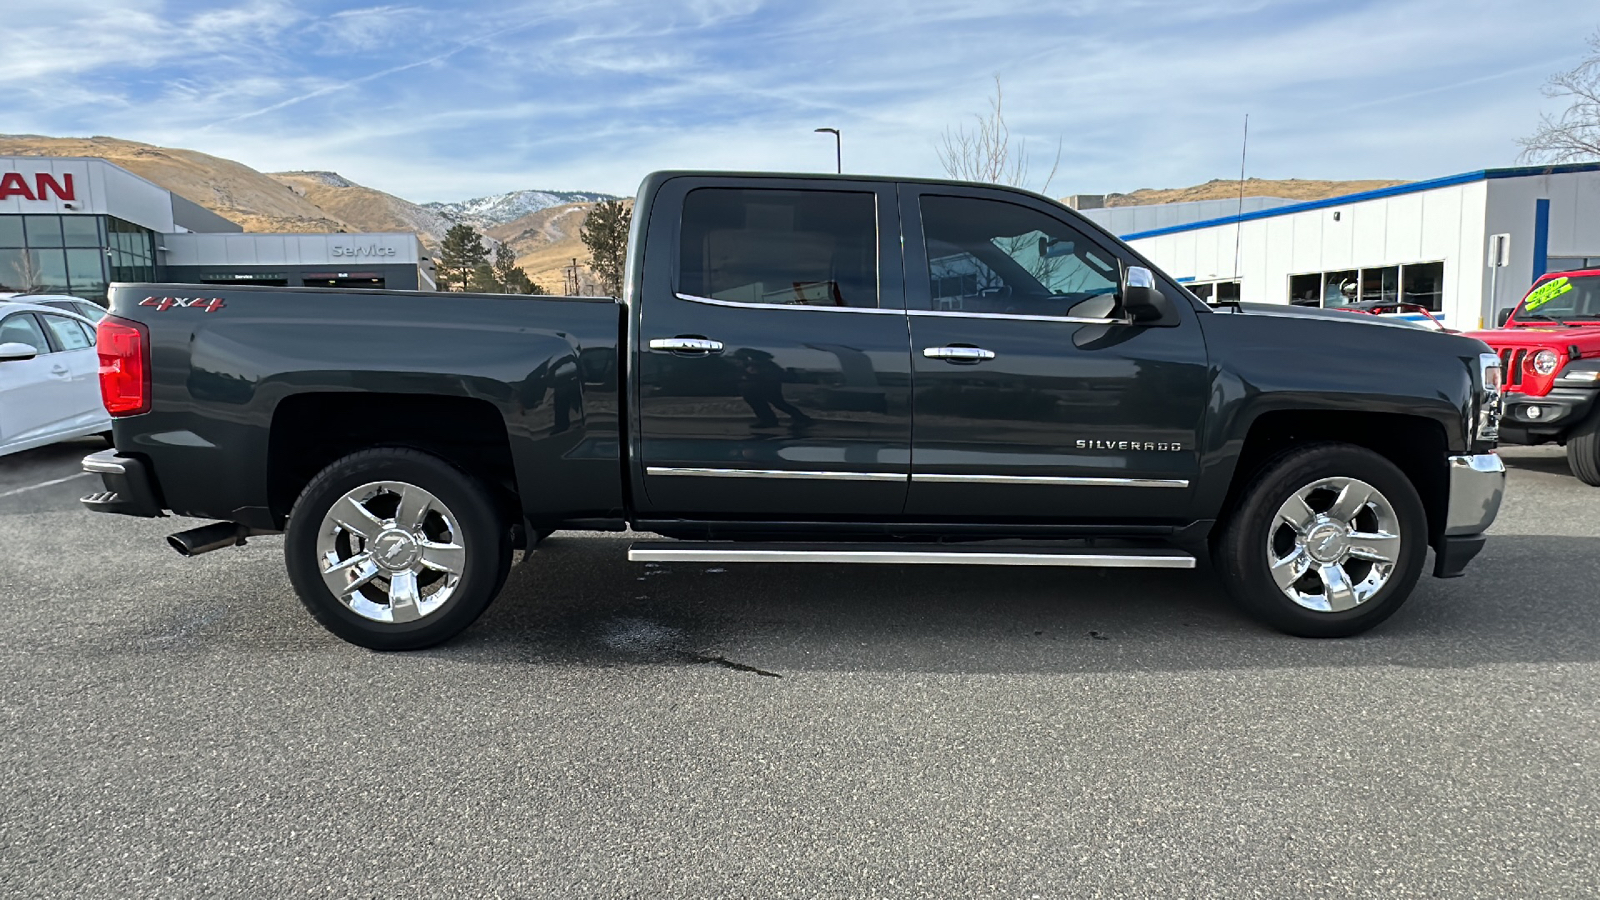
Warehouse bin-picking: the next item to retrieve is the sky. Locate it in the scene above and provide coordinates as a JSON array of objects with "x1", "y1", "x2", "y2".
[{"x1": 2, "y1": 0, "x2": 1596, "y2": 203}]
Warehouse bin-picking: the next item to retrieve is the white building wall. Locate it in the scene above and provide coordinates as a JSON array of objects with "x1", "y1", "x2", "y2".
[
  {"x1": 1483, "y1": 171, "x2": 1600, "y2": 320},
  {"x1": 1127, "y1": 179, "x2": 1494, "y2": 328},
  {"x1": 0, "y1": 157, "x2": 176, "y2": 231},
  {"x1": 162, "y1": 232, "x2": 424, "y2": 266}
]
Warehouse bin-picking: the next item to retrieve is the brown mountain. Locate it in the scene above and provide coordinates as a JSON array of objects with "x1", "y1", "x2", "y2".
[
  {"x1": 0, "y1": 134, "x2": 348, "y2": 233},
  {"x1": 269, "y1": 171, "x2": 454, "y2": 250},
  {"x1": 1095, "y1": 177, "x2": 1407, "y2": 207},
  {"x1": 487, "y1": 202, "x2": 613, "y2": 294}
]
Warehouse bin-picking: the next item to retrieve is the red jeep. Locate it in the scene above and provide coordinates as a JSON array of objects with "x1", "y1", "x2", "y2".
[{"x1": 1466, "y1": 268, "x2": 1600, "y2": 484}]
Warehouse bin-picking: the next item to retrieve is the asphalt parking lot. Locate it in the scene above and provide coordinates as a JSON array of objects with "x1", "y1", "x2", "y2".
[{"x1": 1, "y1": 439, "x2": 1597, "y2": 898}]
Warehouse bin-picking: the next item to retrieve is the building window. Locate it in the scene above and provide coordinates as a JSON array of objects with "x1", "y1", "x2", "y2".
[
  {"x1": 1547, "y1": 256, "x2": 1600, "y2": 274},
  {"x1": 1188, "y1": 279, "x2": 1240, "y2": 304},
  {"x1": 1288, "y1": 262, "x2": 1445, "y2": 311},
  {"x1": 1402, "y1": 262, "x2": 1444, "y2": 310},
  {"x1": 0, "y1": 214, "x2": 116, "y2": 300}
]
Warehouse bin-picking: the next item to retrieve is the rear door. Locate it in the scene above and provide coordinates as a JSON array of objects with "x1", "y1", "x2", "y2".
[
  {"x1": 38, "y1": 313, "x2": 107, "y2": 433},
  {"x1": 900, "y1": 184, "x2": 1210, "y2": 522},
  {"x1": 633, "y1": 176, "x2": 912, "y2": 517}
]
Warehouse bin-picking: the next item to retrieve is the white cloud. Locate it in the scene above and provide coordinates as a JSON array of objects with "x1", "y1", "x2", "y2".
[{"x1": 3, "y1": 0, "x2": 1595, "y2": 201}]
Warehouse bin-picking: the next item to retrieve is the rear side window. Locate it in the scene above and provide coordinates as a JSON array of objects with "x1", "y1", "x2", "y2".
[
  {"x1": 41, "y1": 314, "x2": 92, "y2": 351},
  {"x1": 678, "y1": 188, "x2": 879, "y2": 308},
  {"x1": 0, "y1": 313, "x2": 50, "y2": 354}
]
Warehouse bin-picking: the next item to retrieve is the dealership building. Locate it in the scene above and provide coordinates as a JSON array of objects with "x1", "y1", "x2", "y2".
[
  {"x1": 1078, "y1": 163, "x2": 1600, "y2": 329},
  {"x1": 0, "y1": 156, "x2": 435, "y2": 300}
]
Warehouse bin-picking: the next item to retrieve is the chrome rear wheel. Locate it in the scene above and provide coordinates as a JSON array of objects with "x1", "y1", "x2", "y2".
[
  {"x1": 317, "y1": 481, "x2": 467, "y2": 624},
  {"x1": 285, "y1": 448, "x2": 509, "y2": 650}
]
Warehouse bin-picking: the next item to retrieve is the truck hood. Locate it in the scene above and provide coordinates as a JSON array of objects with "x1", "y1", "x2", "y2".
[
  {"x1": 1228, "y1": 302, "x2": 1448, "y2": 333},
  {"x1": 1463, "y1": 323, "x2": 1600, "y2": 349}
]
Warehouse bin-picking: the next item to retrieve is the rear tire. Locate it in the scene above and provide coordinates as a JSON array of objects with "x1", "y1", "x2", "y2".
[
  {"x1": 1213, "y1": 442, "x2": 1429, "y2": 638},
  {"x1": 284, "y1": 448, "x2": 510, "y2": 650},
  {"x1": 1566, "y1": 408, "x2": 1600, "y2": 486}
]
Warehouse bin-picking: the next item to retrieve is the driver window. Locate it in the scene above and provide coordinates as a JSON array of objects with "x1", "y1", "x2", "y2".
[{"x1": 918, "y1": 194, "x2": 1119, "y2": 316}]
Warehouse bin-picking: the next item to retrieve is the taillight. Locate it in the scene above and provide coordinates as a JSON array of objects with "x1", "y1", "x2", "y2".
[{"x1": 97, "y1": 315, "x2": 150, "y2": 416}]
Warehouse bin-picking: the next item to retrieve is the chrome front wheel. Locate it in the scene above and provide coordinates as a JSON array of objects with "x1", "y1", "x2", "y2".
[
  {"x1": 1267, "y1": 476, "x2": 1401, "y2": 613},
  {"x1": 317, "y1": 481, "x2": 466, "y2": 624},
  {"x1": 1214, "y1": 442, "x2": 1428, "y2": 638}
]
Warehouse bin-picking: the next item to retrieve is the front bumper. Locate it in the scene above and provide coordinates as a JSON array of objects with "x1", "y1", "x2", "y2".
[
  {"x1": 1434, "y1": 453, "x2": 1505, "y2": 578},
  {"x1": 80, "y1": 450, "x2": 165, "y2": 518},
  {"x1": 1498, "y1": 387, "x2": 1599, "y2": 443}
]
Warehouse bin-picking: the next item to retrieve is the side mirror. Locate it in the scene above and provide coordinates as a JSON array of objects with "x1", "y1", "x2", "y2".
[
  {"x1": 1119, "y1": 266, "x2": 1168, "y2": 323},
  {"x1": 1496, "y1": 307, "x2": 1515, "y2": 327},
  {"x1": 0, "y1": 341, "x2": 38, "y2": 362}
]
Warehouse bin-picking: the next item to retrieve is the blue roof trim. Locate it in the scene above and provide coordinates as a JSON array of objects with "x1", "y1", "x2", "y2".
[{"x1": 1118, "y1": 162, "x2": 1600, "y2": 242}]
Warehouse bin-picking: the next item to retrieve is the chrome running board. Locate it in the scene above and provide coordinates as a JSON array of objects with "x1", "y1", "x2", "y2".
[{"x1": 627, "y1": 541, "x2": 1195, "y2": 569}]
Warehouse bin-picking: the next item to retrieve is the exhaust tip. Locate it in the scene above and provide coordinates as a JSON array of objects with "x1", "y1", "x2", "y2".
[{"x1": 166, "y1": 522, "x2": 249, "y2": 557}]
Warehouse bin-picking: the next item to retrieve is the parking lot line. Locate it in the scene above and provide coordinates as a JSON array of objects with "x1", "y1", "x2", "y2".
[{"x1": 0, "y1": 471, "x2": 93, "y2": 500}]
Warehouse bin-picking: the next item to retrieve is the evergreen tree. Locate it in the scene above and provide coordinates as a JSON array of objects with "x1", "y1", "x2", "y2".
[
  {"x1": 438, "y1": 224, "x2": 488, "y2": 292},
  {"x1": 580, "y1": 199, "x2": 632, "y2": 297},
  {"x1": 492, "y1": 245, "x2": 519, "y2": 290},
  {"x1": 467, "y1": 262, "x2": 499, "y2": 293}
]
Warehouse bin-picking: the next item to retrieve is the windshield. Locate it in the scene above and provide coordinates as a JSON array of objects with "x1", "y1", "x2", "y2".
[{"x1": 1515, "y1": 273, "x2": 1600, "y2": 322}]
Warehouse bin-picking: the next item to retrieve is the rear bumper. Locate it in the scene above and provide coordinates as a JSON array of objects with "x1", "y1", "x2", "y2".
[
  {"x1": 80, "y1": 450, "x2": 165, "y2": 518},
  {"x1": 1434, "y1": 453, "x2": 1504, "y2": 578},
  {"x1": 1498, "y1": 387, "x2": 1599, "y2": 443}
]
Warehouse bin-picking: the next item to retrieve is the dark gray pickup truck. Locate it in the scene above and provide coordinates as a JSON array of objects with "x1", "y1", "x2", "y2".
[{"x1": 81, "y1": 171, "x2": 1507, "y2": 649}]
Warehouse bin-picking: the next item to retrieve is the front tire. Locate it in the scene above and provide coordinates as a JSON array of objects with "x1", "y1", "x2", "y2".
[
  {"x1": 1213, "y1": 442, "x2": 1429, "y2": 638},
  {"x1": 284, "y1": 448, "x2": 510, "y2": 650},
  {"x1": 1566, "y1": 407, "x2": 1600, "y2": 486}
]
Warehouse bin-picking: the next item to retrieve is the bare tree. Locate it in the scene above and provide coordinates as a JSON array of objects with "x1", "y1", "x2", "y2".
[
  {"x1": 1518, "y1": 30, "x2": 1600, "y2": 163},
  {"x1": 936, "y1": 76, "x2": 1061, "y2": 193}
]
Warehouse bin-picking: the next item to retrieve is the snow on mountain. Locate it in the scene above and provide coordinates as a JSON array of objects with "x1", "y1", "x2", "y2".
[{"x1": 424, "y1": 190, "x2": 621, "y2": 228}]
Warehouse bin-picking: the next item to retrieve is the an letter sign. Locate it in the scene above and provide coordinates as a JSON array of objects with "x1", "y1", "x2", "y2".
[{"x1": 0, "y1": 172, "x2": 76, "y2": 202}]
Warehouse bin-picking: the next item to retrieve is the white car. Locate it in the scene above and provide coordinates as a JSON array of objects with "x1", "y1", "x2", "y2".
[
  {"x1": 0, "y1": 301, "x2": 110, "y2": 457},
  {"x1": 0, "y1": 293, "x2": 108, "y2": 322}
]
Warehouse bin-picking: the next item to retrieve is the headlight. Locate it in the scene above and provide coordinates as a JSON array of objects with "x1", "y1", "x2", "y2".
[
  {"x1": 1475, "y1": 352, "x2": 1502, "y2": 443},
  {"x1": 1531, "y1": 349, "x2": 1559, "y2": 376}
]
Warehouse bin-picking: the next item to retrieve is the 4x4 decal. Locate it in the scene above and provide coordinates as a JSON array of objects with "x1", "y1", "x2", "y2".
[{"x1": 140, "y1": 296, "x2": 226, "y2": 313}]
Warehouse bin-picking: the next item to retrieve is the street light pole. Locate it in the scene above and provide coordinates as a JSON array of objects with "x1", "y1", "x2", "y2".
[{"x1": 814, "y1": 127, "x2": 841, "y2": 174}]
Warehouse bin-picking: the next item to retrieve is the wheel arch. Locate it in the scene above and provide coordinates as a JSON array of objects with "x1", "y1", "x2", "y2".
[
  {"x1": 267, "y1": 392, "x2": 520, "y2": 532},
  {"x1": 1209, "y1": 409, "x2": 1452, "y2": 548}
]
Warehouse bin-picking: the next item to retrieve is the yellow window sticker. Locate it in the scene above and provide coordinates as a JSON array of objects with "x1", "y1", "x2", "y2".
[{"x1": 1524, "y1": 277, "x2": 1573, "y2": 311}]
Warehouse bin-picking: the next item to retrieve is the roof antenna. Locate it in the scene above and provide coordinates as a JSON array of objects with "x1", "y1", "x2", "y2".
[{"x1": 1233, "y1": 113, "x2": 1249, "y2": 282}]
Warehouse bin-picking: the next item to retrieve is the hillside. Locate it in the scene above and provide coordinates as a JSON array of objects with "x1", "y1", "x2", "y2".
[
  {"x1": 1097, "y1": 177, "x2": 1408, "y2": 207},
  {"x1": 0, "y1": 135, "x2": 349, "y2": 233},
  {"x1": 487, "y1": 202, "x2": 606, "y2": 293},
  {"x1": 270, "y1": 170, "x2": 454, "y2": 250}
]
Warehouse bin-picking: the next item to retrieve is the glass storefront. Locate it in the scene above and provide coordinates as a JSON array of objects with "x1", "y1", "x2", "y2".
[{"x1": 0, "y1": 214, "x2": 155, "y2": 302}]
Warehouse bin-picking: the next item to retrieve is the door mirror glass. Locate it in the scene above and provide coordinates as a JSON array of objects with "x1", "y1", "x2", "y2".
[{"x1": 0, "y1": 341, "x2": 38, "y2": 362}]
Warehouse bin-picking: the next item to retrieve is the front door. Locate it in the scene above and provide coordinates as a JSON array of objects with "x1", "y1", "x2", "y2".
[
  {"x1": 900, "y1": 186, "x2": 1210, "y2": 523},
  {"x1": 634, "y1": 177, "x2": 911, "y2": 518}
]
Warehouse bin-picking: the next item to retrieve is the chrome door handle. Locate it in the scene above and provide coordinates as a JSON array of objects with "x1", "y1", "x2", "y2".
[
  {"x1": 923, "y1": 346, "x2": 996, "y2": 362},
  {"x1": 649, "y1": 337, "x2": 724, "y2": 353}
]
